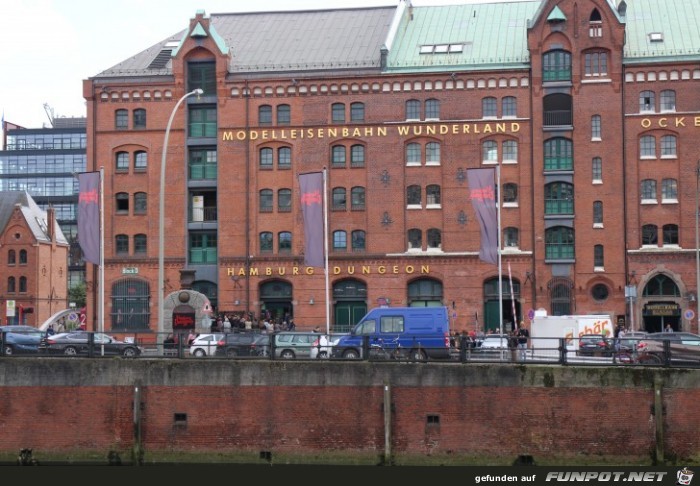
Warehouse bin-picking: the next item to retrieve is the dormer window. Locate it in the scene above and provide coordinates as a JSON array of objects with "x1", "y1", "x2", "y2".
[{"x1": 589, "y1": 9, "x2": 602, "y2": 38}]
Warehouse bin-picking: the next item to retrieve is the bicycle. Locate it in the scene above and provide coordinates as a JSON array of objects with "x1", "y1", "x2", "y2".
[
  {"x1": 369, "y1": 336, "x2": 404, "y2": 361},
  {"x1": 613, "y1": 341, "x2": 662, "y2": 365}
]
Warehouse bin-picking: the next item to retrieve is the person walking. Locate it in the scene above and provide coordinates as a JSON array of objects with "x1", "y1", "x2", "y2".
[{"x1": 517, "y1": 322, "x2": 529, "y2": 362}]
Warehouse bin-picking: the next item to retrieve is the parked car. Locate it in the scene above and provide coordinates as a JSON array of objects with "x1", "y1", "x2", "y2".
[
  {"x1": 1, "y1": 325, "x2": 44, "y2": 355},
  {"x1": 215, "y1": 333, "x2": 270, "y2": 358},
  {"x1": 477, "y1": 334, "x2": 510, "y2": 351},
  {"x1": 189, "y1": 333, "x2": 223, "y2": 357},
  {"x1": 39, "y1": 331, "x2": 142, "y2": 357},
  {"x1": 576, "y1": 334, "x2": 615, "y2": 357},
  {"x1": 273, "y1": 332, "x2": 320, "y2": 359},
  {"x1": 309, "y1": 334, "x2": 347, "y2": 359},
  {"x1": 640, "y1": 332, "x2": 700, "y2": 364}
]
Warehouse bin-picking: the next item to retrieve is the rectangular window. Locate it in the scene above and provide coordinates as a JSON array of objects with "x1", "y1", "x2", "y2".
[
  {"x1": 189, "y1": 148, "x2": 217, "y2": 180},
  {"x1": 189, "y1": 232, "x2": 217, "y2": 264},
  {"x1": 585, "y1": 52, "x2": 608, "y2": 76},
  {"x1": 592, "y1": 157, "x2": 602, "y2": 182},
  {"x1": 188, "y1": 106, "x2": 217, "y2": 137},
  {"x1": 187, "y1": 62, "x2": 216, "y2": 95},
  {"x1": 591, "y1": 115, "x2": 601, "y2": 140}
]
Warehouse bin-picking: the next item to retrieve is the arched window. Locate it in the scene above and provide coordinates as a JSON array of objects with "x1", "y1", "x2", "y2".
[
  {"x1": 544, "y1": 182, "x2": 574, "y2": 214},
  {"x1": 482, "y1": 140, "x2": 498, "y2": 163},
  {"x1": 333, "y1": 230, "x2": 347, "y2": 251},
  {"x1": 331, "y1": 145, "x2": 346, "y2": 167},
  {"x1": 543, "y1": 50, "x2": 571, "y2": 81},
  {"x1": 116, "y1": 151, "x2": 129, "y2": 171},
  {"x1": 350, "y1": 145, "x2": 365, "y2": 167},
  {"x1": 133, "y1": 109, "x2": 146, "y2": 129},
  {"x1": 426, "y1": 142, "x2": 440, "y2": 164},
  {"x1": 134, "y1": 234, "x2": 147, "y2": 254},
  {"x1": 332, "y1": 187, "x2": 347, "y2": 210},
  {"x1": 259, "y1": 147, "x2": 273, "y2": 169},
  {"x1": 408, "y1": 228, "x2": 422, "y2": 250},
  {"x1": 405, "y1": 99, "x2": 420, "y2": 120},
  {"x1": 134, "y1": 150, "x2": 147, "y2": 170},
  {"x1": 134, "y1": 192, "x2": 147, "y2": 214},
  {"x1": 545, "y1": 226, "x2": 574, "y2": 260},
  {"x1": 19, "y1": 249, "x2": 27, "y2": 264},
  {"x1": 548, "y1": 277, "x2": 573, "y2": 315},
  {"x1": 594, "y1": 244, "x2": 604, "y2": 267},
  {"x1": 639, "y1": 135, "x2": 656, "y2": 158},
  {"x1": 662, "y1": 179, "x2": 678, "y2": 201},
  {"x1": 639, "y1": 91, "x2": 655, "y2": 112},
  {"x1": 351, "y1": 187, "x2": 365, "y2": 210},
  {"x1": 7, "y1": 277, "x2": 15, "y2": 293},
  {"x1": 660, "y1": 90, "x2": 676, "y2": 112},
  {"x1": 663, "y1": 224, "x2": 678, "y2": 245},
  {"x1": 426, "y1": 184, "x2": 441, "y2": 206},
  {"x1": 407, "y1": 278, "x2": 444, "y2": 307},
  {"x1": 278, "y1": 231, "x2": 292, "y2": 254},
  {"x1": 593, "y1": 201, "x2": 603, "y2": 225},
  {"x1": 259, "y1": 189, "x2": 273, "y2": 212},
  {"x1": 116, "y1": 192, "x2": 129, "y2": 213},
  {"x1": 592, "y1": 157, "x2": 603, "y2": 182},
  {"x1": 259, "y1": 105, "x2": 272, "y2": 125},
  {"x1": 406, "y1": 143, "x2": 421, "y2": 165},
  {"x1": 278, "y1": 147, "x2": 291, "y2": 169},
  {"x1": 331, "y1": 103, "x2": 345, "y2": 123},
  {"x1": 115, "y1": 234, "x2": 129, "y2": 254},
  {"x1": 503, "y1": 140, "x2": 518, "y2": 162},
  {"x1": 426, "y1": 228, "x2": 441, "y2": 249},
  {"x1": 642, "y1": 274, "x2": 680, "y2": 297},
  {"x1": 544, "y1": 138, "x2": 573, "y2": 170},
  {"x1": 504, "y1": 227, "x2": 519, "y2": 247},
  {"x1": 406, "y1": 185, "x2": 421, "y2": 206},
  {"x1": 260, "y1": 232, "x2": 273, "y2": 253},
  {"x1": 503, "y1": 183, "x2": 518, "y2": 204},
  {"x1": 588, "y1": 8, "x2": 602, "y2": 37},
  {"x1": 425, "y1": 98, "x2": 440, "y2": 119},
  {"x1": 278, "y1": 189, "x2": 292, "y2": 212},
  {"x1": 641, "y1": 224, "x2": 658, "y2": 245},
  {"x1": 276, "y1": 104, "x2": 291, "y2": 125},
  {"x1": 591, "y1": 115, "x2": 601, "y2": 140},
  {"x1": 351, "y1": 230, "x2": 366, "y2": 251},
  {"x1": 502, "y1": 96, "x2": 517, "y2": 118},
  {"x1": 8, "y1": 249, "x2": 15, "y2": 265},
  {"x1": 350, "y1": 102, "x2": 365, "y2": 122},
  {"x1": 115, "y1": 109, "x2": 128, "y2": 130},
  {"x1": 482, "y1": 97, "x2": 497, "y2": 118},
  {"x1": 19, "y1": 276, "x2": 27, "y2": 293},
  {"x1": 660, "y1": 135, "x2": 677, "y2": 157}
]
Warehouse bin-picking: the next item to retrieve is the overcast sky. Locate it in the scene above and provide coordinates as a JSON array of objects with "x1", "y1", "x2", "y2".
[{"x1": 0, "y1": 0, "x2": 531, "y2": 129}]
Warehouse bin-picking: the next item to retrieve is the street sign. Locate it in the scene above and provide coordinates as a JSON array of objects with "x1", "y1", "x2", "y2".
[
  {"x1": 527, "y1": 308, "x2": 535, "y2": 320},
  {"x1": 684, "y1": 309, "x2": 695, "y2": 321}
]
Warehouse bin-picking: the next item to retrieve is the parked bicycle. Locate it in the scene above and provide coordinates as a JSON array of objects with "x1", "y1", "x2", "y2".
[
  {"x1": 369, "y1": 336, "x2": 404, "y2": 361},
  {"x1": 613, "y1": 341, "x2": 662, "y2": 365}
]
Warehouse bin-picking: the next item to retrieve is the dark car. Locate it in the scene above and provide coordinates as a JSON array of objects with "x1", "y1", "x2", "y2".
[
  {"x1": 577, "y1": 334, "x2": 614, "y2": 357},
  {"x1": 1, "y1": 325, "x2": 44, "y2": 356},
  {"x1": 215, "y1": 333, "x2": 270, "y2": 358},
  {"x1": 39, "y1": 331, "x2": 142, "y2": 357},
  {"x1": 640, "y1": 332, "x2": 700, "y2": 365}
]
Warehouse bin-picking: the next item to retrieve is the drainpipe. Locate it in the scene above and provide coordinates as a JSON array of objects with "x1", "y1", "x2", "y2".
[
  {"x1": 244, "y1": 80, "x2": 251, "y2": 317},
  {"x1": 383, "y1": 383, "x2": 392, "y2": 465}
]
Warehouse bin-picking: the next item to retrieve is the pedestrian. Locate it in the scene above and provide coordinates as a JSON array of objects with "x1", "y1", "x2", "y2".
[
  {"x1": 664, "y1": 323, "x2": 674, "y2": 333},
  {"x1": 313, "y1": 326, "x2": 321, "y2": 333},
  {"x1": 223, "y1": 315, "x2": 231, "y2": 333},
  {"x1": 517, "y1": 322, "x2": 529, "y2": 362}
]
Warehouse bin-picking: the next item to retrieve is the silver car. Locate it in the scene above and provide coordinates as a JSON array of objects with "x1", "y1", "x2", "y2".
[{"x1": 273, "y1": 332, "x2": 319, "y2": 359}]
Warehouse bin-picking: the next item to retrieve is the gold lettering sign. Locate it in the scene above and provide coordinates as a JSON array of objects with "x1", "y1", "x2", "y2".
[
  {"x1": 224, "y1": 265, "x2": 430, "y2": 277},
  {"x1": 221, "y1": 123, "x2": 520, "y2": 142}
]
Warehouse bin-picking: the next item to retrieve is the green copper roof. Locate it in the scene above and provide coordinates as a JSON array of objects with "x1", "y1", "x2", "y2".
[
  {"x1": 624, "y1": 0, "x2": 700, "y2": 62},
  {"x1": 386, "y1": 1, "x2": 541, "y2": 73},
  {"x1": 546, "y1": 5, "x2": 566, "y2": 22}
]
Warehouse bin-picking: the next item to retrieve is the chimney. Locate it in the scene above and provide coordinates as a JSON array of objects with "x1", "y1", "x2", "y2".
[{"x1": 46, "y1": 207, "x2": 55, "y2": 241}]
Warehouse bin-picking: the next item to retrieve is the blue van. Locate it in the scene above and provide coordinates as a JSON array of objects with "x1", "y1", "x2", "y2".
[{"x1": 332, "y1": 306, "x2": 451, "y2": 360}]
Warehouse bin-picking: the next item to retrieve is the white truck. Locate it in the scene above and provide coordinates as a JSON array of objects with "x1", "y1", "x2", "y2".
[{"x1": 530, "y1": 312, "x2": 615, "y2": 353}]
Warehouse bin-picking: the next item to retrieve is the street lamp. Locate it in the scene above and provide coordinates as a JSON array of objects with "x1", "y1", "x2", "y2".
[{"x1": 158, "y1": 88, "x2": 203, "y2": 349}]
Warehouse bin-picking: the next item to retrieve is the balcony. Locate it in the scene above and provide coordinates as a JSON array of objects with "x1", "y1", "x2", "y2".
[
  {"x1": 543, "y1": 110, "x2": 572, "y2": 127},
  {"x1": 190, "y1": 206, "x2": 217, "y2": 223}
]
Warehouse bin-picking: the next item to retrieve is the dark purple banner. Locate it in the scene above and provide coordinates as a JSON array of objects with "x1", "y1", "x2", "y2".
[
  {"x1": 299, "y1": 171, "x2": 325, "y2": 268},
  {"x1": 467, "y1": 168, "x2": 498, "y2": 265},
  {"x1": 77, "y1": 171, "x2": 100, "y2": 265}
]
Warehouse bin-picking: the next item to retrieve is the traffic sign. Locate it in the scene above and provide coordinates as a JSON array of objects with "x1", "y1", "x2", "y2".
[{"x1": 684, "y1": 309, "x2": 695, "y2": 321}]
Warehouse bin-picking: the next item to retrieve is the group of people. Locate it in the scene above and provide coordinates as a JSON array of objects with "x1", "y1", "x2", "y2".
[
  {"x1": 207, "y1": 312, "x2": 296, "y2": 334},
  {"x1": 449, "y1": 322, "x2": 530, "y2": 361}
]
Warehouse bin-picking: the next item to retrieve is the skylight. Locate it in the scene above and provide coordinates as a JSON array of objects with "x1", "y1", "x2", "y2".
[{"x1": 419, "y1": 43, "x2": 464, "y2": 55}]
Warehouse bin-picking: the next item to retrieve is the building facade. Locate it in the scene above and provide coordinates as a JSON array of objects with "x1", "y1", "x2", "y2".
[
  {"x1": 0, "y1": 192, "x2": 69, "y2": 326},
  {"x1": 0, "y1": 117, "x2": 87, "y2": 290},
  {"x1": 82, "y1": 0, "x2": 700, "y2": 334}
]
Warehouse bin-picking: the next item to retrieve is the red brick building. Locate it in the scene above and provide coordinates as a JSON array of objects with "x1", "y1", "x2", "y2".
[
  {"x1": 0, "y1": 192, "x2": 68, "y2": 326},
  {"x1": 82, "y1": 0, "x2": 700, "y2": 335}
]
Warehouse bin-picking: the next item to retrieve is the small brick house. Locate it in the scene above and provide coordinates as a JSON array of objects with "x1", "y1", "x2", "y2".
[{"x1": 0, "y1": 191, "x2": 69, "y2": 327}]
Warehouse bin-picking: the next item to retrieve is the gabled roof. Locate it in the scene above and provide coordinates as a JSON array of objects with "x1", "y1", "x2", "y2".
[
  {"x1": 385, "y1": 1, "x2": 541, "y2": 73},
  {"x1": 94, "y1": 6, "x2": 396, "y2": 78},
  {"x1": 0, "y1": 191, "x2": 68, "y2": 245},
  {"x1": 624, "y1": 0, "x2": 700, "y2": 63}
]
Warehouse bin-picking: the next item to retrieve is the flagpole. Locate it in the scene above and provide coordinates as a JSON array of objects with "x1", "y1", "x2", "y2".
[
  {"x1": 323, "y1": 168, "x2": 330, "y2": 335},
  {"x1": 497, "y1": 164, "x2": 503, "y2": 339},
  {"x1": 99, "y1": 166, "x2": 105, "y2": 356}
]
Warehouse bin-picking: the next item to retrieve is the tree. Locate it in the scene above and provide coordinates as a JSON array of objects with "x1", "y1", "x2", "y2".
[{"x1": 68, "y1": 282, "x2": 87, "y2": 308}]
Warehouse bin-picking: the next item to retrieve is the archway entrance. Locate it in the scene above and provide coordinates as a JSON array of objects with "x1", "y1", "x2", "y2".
[
  {"x1": 640, "y1": 274, "x2": 681, "y2": 332},
  {"x1": 259, "y1": 280, "x2": 293, "y2": 322}
]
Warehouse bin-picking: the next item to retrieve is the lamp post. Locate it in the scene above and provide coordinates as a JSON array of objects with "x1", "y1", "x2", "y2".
[{"x1": 158, "y1": 89, "x2": 203, "y2": 349}]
